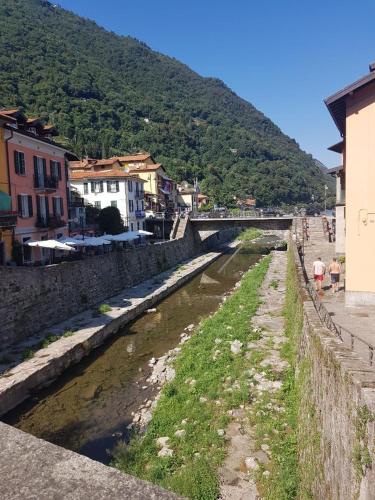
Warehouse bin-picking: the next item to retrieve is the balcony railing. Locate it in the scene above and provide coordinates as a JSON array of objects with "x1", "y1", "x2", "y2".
[
  {"x1": 34, "y1": 175, "x2": 58, "y2": 190},
  {"x1": 36, "y1": 215, "x2": 66, "y2": 228},
  {"x1": 0, "y1": 210, "x2": 17, "y2": 228},
  {"x1": 135, "y1": 210, "x2": 145, "y2": 218}
]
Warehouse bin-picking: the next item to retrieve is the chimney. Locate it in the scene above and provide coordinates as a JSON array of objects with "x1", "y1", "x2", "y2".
[{"x1": 369, "y1": 62, "x2": 375, "y2": 72}]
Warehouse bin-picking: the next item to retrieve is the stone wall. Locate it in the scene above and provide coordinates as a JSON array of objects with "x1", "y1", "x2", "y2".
[
  {"x1": 0, "y1": 223, "x2": 238, "y2": 346},
  {"x1": 292, "y1": 243, "x2": 375, "y2": 499}
]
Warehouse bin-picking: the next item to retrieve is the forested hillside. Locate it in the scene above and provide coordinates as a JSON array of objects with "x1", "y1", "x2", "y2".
[{"x1": 0, "y1": 0, "x2": 328, "y2": 205}]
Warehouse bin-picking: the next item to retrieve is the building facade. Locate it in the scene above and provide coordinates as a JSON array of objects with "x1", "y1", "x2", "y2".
[
  {"x1": 69, "y1": 168, "x2": 146, "y2": 231},
  {"x1": 1, "y1": 109, "x2": 70, "y2": 264},
  {"x1": 114, "y1": 153, "x2": 177, "y2": 215},
  {"x1": 325, "y1": 63, "x2": 375, "y2": 305}
]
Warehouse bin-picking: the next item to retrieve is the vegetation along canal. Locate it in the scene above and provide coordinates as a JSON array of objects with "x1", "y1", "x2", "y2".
[{"x1": 3, "y1": 240, "x2": 277, "y2": 464}]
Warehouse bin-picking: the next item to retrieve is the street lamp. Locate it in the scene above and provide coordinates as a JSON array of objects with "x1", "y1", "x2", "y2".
[{"x1": 324, "y1": 185, "x2": 328, "y2": 214}]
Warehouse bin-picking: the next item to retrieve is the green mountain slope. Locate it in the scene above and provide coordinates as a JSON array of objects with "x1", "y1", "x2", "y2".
[{"x1": 0, "y1": 0, "x2": 327, "y2": 205}]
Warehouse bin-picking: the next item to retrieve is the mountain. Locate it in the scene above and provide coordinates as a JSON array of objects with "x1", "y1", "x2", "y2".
[{"x1": 0, "y1": 0, "x2": 328, "y2": 206}]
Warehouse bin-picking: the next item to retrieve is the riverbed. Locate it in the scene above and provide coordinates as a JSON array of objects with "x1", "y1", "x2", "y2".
[{"x1": 3, "y1": 244, "x2": 269, "y2": 464}]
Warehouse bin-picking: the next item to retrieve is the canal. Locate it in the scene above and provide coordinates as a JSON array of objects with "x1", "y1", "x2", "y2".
[{"x1": 3, "y1": 243, "x2": 269, "y2": 464}]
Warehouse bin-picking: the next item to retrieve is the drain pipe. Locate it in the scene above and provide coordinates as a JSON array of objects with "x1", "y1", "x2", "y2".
[{"x1": 4, "y1": 127, "x2": 15, "y2": 248}]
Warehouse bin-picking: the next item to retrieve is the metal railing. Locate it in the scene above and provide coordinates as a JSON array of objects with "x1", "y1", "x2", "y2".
[{"x1": 296, "y1": 231, "x2": 374, "y2": 366}]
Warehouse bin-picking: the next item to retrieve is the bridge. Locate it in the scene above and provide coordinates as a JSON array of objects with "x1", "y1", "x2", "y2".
[{"x1": 189, "y1": 215, "x2": 293, "y2": 232}]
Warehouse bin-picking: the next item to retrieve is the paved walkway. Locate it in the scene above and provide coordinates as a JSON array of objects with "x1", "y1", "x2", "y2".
[{"x1": 296, "y1": 217, "x2": 375, "y2": 365}]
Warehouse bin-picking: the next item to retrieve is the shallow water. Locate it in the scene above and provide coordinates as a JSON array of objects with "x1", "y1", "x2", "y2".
[{"x1": 4, "y1": 247, "x2": 262, "y2": 463}]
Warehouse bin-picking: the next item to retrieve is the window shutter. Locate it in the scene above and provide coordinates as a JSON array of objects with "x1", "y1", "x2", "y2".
[
  {"x1": 107, "y1": 181, "x2": 110, "y2": 192},
  {"x1": 36, "y1": 195, "x2": 41, "y2": 216},
  {"x1": 28, "y1": 196, "x2": 33, "y2": 217},
  {"x1": 14, "y1": 151, "x2": 19, "y2": 174},
  {"x1": 33, "y1": 156, "x2": 38, "y2": 182},
  {"x1": 17, "y1": 195, "x2": 22, "y2": 216},
  {"x1": 91, "y1": 182, "x2": 95, "y2": 193},
  {"x1": 84, "y1": 183, "x2": 88, "y2": 194},
  {"x1": 53, "y1": 197, "x2": 57, "y2": 216},
  {"x1": 60, "y1": 198, "x2": 64, "y2": 216},
  {"x1": 100, "y1": 181, "x2": 104, "y2": 192},
  {"x1": 116, "y1": 181, "x2": 119, "y2": 192},
  {"x1": 42, "y1": 158, "x2": 47, "y2": 179},
  {"x1": 45, "y1": 196, "x2": 49, "y2": 216},
  {"x1": 57, "y1": 162, "x2": 62, "y2": 180},
  {"x1": 50, "y1": 160, "x2": 54, "y2": 178},
  {"x1": 20, "y1": 152, "x2": 25, "y2": 175}
]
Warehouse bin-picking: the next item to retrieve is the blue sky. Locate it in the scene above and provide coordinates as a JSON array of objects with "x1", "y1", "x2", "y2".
[{"x1": 57, "y1": 0, "x2": 375, "y2": 167}]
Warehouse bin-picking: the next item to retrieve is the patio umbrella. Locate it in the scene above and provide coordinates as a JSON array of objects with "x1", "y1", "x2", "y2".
[{"x1": 27, "y1": 240, "x2": 77, "y2": 251}]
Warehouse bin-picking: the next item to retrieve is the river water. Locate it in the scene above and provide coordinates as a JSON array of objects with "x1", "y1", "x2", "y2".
[{"x1": 4, "y1": 244, "x2": 270, "y2": 464}]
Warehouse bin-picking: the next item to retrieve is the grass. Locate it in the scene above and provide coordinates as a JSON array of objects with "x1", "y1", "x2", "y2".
[
  {"x1": 97, "y1": 303, "x2": 112, "y2": 314},
  {"x1": 40, "y1": 333, "x2": 59, "y2": 349},
  {"x1": 113, "y1": 255, "x2": 271, "y2": 499},
  {"x1": 253, "y1": 244, "x2": 302, "y2": 499},
  {"x1": 62, "y1": 330, "x2": 75, "y2": 338},
  {"x1": 236, "y1": 228, "x2": 262, "y2": 242}
]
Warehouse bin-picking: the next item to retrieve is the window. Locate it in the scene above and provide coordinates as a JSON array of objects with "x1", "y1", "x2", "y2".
[
  {"x1": 137, "y1": 222, "x2": 140, "y2": 230},
  {"x1": 91, "y1": 181, "x2": 104, "y2": 193},
  {"x1": 111, "y1": 201, "x2": 117, "y2": 208},
  {"x1": 83, "y1": 183, "x2": 88, "y2": 194},
  {"x1": 128, "y1": 180, "x2": 133, "y2": 192},
  {"x1": 128, "y1": 199, "x2": 134, "y2": 212},
  {"x1": 143, "y1": 221, "x2": 146, "y2": 230},
  {"x1": 17, "y1": 194, "x2": 33, "y2": 218},
  {"x1": 95, "y1": 201, "x2": 101, "y2": 209},
  {"x1": 53, "y1": 197, "x2": 64, "y2": 217},
  {"x1": 22, "y1": 237, "x2": 32, "y2": 263},
  {"x1": 14, "y1": 151, "x2": 26, "y2": 175},
  {"x1": 107, "y1": 180, "x2": 119, "y2": 193},
  {"x1": 33, "y1": 156, "x2": 46, "y2": 187},
  {"x1": 131, "y1": 223, "x2": 134, "y2": 231},
  {"x1": 36, "y1": 195, "x2": 48, "y2": 222},
  {"x1": 50, "y1": 160, "x2": 61, "y2": 181}
]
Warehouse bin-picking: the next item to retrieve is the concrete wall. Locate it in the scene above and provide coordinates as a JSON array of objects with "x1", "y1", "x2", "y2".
[
  {"x1": 191, "y1": 217, "x2": 292, "y2": 233},
  {"x1": 0, "y1": 223, "x2": 237, "y2": 346},
  {"x1": 346, "y1": 83, "x2": 375, "y2": 304},
  {"x1": 292, "y1": 243, "x2": 375, "y2": 499}
]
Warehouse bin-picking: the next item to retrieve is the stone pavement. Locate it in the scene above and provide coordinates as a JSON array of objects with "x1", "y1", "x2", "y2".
[{"x1": 296, "y1": 217, "x2": 375, "y2": 365}]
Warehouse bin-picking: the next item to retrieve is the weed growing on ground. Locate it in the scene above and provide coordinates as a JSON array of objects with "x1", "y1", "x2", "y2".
[
  {"x1": 22, "y1": 348, "x2": 35, "y2": 361},
  {"x1": 97, "y1": 303, "x2": 112, "y2": 314},
  {"x1": 236, "y1": 228, "x2": 262, "y2": 242},
  {"x1": 62, "y1": 330, "x2": 74, "y2": 338},
  {"x1": 269, "y1": 279, "x2": 279, "y2": 289},
  {"x1": 113, "y1": 256, "x2": 271, "y2": 499},
  {"x1": 0, "y1": 355, "x2": 12, "y2": 364},
  {"x1": 40, "y1": 333, "x2": 59, "y2": 349}
]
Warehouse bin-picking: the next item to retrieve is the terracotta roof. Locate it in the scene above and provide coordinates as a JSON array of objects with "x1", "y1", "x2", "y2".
[
  {"x1": 69, "y1": 169, "x2": 145, "y2": 181},
  {"x1": 0, "y1": 112, "x2": 16, "y2": 123},
  {"x1": 114, "y1": 153, "x2": 152, "y2": 162},
  {"x1": 327, "y1": 165, "x2": 343, "y2": 175},
  {"x1": 95, "y1": 158, "x2": 121, "y2": 166},
  {"x1": 0, "y1": 108, "x2": 21, "y2": 116},
  {"x1": 126, "y1": 163, "x2": 163, "y2": 172}
]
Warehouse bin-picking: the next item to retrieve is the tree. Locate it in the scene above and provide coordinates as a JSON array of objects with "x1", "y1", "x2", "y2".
[{"x1": 97, "y1": 206, "x2": 125, "y2": 235}]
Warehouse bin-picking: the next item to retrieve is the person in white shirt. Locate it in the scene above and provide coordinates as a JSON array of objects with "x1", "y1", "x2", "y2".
[{"x1": 312, "y1": 257, "x2": 326, "y2": 291}]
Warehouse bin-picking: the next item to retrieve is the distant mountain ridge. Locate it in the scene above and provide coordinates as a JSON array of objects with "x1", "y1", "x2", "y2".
[{"x1": 0, "y1": 0, "x2": 328, "y2": 205}]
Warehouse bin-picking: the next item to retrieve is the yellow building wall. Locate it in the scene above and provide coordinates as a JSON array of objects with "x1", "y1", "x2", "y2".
[
  {"x1": 345, "y1": 84, "x2": 375, "y2": 301},
  {"x1": 0, "y1": 126, "x2": 13, "y2": 261}
]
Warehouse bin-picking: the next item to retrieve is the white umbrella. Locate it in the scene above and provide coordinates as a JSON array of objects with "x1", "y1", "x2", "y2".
[
  {"x1": 27, "y1": 240, "x2": 77, "y2": 251},
  {"x1": 136, "y1": 230, "x2": 153, "y2": 236},
  {"x1": 104, "y1": 232, "x2": 139, "y2": 242},
  {"x1": 57, "y1": 236, "x2": 87, "y2": 247}
]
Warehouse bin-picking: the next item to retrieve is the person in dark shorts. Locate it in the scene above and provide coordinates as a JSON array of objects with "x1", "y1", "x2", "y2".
[{"x1": 328, "y1": 257, "x2": 341, "y2": 293}]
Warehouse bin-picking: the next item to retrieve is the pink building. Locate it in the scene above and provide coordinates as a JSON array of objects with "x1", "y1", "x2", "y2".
[{"x1": 1, "y1": 109, "x2": 71, "y2": 264}]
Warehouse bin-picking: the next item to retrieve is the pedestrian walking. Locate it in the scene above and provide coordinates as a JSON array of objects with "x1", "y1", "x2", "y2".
[
  {"x1": 328, "y1": 257, "x2": 341, "y2": 293},
  {"x1": 312, "y1": 257, "x2": 326, "y2": 291}
]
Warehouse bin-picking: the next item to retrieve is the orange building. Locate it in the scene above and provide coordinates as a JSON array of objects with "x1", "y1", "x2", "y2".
[{"x1": 1, "y1": 109, "x2": 71, "y2": 264}]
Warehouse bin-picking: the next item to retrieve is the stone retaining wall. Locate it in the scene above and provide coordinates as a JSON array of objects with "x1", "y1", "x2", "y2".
[
  {"x1": 0, "y1": 222, "x2": 238, "y2": 347},
  {"x1": 292, "y1": 243, "x2": 375, "y2": 499}
]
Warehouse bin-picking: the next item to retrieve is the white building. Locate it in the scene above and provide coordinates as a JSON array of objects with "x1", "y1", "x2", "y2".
[{"x1": 69, "y1": 168, "x2": 146, "y2": 231}]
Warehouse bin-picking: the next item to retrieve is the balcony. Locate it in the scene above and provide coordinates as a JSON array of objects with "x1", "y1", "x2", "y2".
[
  {"x1": 0, "y1": 210, "x2": 17, "y2": 228},
  {"x1": 36, "y1": 215, "x2": 66, "y2": 229},
  {"x1": 34, "y1": 175, "x2": 58, "y2": 191},
  {"x1": 135, "y1": 210, "x2": 145, "y2": 218},
  {"x1": 135, "y1": 190, "x2": 144, "y2": 200}
]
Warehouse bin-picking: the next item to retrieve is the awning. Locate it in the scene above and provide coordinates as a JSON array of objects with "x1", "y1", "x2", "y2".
[
  {"x1": 136, "y1": 230, "x2": 153, "y2": 236},
  {"x1": 27, "y1": 240, "x2": 77, "y2": 251}
]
